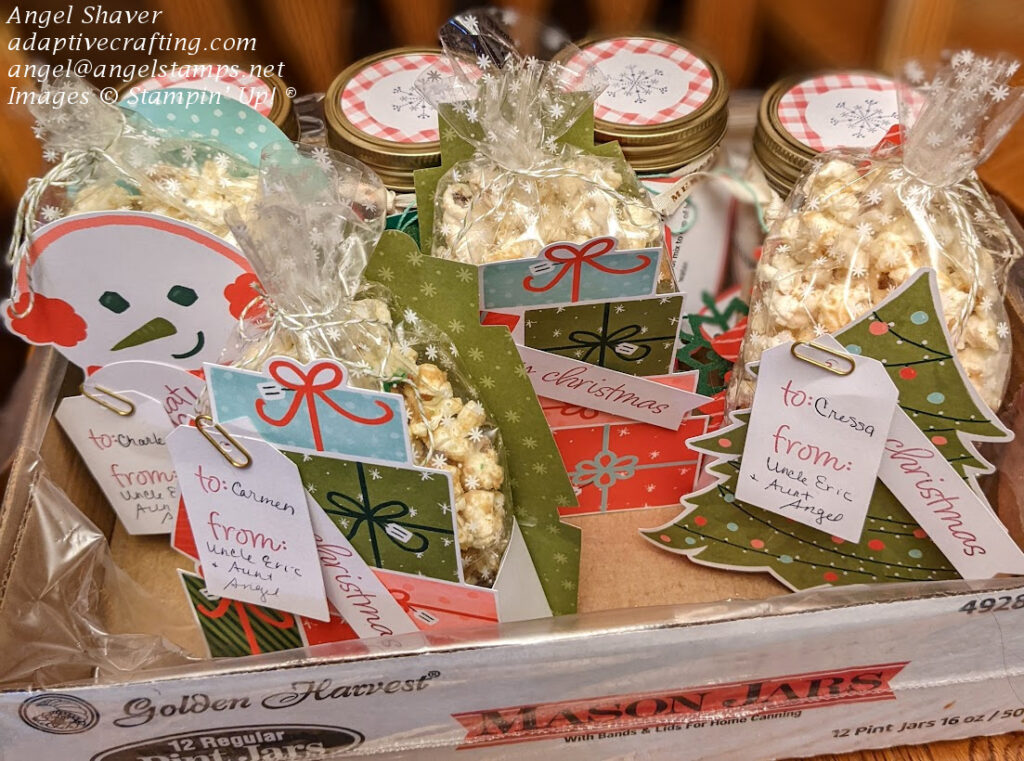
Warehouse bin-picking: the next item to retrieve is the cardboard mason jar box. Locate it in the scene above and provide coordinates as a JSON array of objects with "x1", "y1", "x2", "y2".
[{"x1": 2, "y1": 261, "x2": 1024, "y2": 761}]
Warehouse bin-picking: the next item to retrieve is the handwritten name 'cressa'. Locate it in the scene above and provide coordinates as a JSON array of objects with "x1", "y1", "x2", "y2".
[
  {"x1": 884, "y1": 439, "x2": 984, "y2": 556},
  {"x1": 780, "y1": 380, "x2": 877, "y2": 437}
]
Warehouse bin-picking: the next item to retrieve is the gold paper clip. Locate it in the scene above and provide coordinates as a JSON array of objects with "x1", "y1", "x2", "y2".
[
  {"x1": 195, "y1": 415, "x2": 252, "y2": 469},
  {"x1": 80, "y1": 384, "x2": 135, "y2": 416},
  {"x1": 790, "y1": 341, "x2": 856, "y2": 376}
]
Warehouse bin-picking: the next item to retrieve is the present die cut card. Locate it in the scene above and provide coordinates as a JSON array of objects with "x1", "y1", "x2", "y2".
[
  {"x1": 3, "y1": 211, "x2": 258, "y2": 373},
  {"x1": 288, "y1": 452, "x2": 463, "y2": 583},
  {"x1": 207, "y1": 356, "x2": 411, "y2": 462},
  {"x1": 523, "y1": 294, "x2": 686, "y2": 377},
  {"x1": 479, "y1": 236, "x2": 661, "y2": 310},
  {"x1": 643, "y1": 269, "x2": 1024, "y2": 589}
]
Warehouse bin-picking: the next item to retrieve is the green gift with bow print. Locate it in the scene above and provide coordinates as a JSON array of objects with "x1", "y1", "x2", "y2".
[
  {"x1": 524, "y1": 296, "x2": 684, "y2": 376},
  {"x1": 288, "y1": 453, "x2": 462, "y2": 582}
]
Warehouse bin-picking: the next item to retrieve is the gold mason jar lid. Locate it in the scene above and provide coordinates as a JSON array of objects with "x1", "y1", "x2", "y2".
[
  {"x1": 325, "y1": 47, "x2": 443, "y2": 192},
  {"x1": 754, "y1": 71, "x2": 901, "y2": 196},
  {"x1": 118, "y1": 63, "x2": 298, "y2": 140},
  {"x1": 570, "y1": 34, "x2": 729, "y2": 173}
]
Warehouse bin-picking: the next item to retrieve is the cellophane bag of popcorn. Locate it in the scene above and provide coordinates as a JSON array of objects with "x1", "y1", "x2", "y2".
[
  {"x1": 415, "y1": 8, "x2": 662, "y2": 264},
  {"x1": 16, "y1": 77, "x2": 256, "y2": 242},
  {"x1": 221, "y1": 143, "x2": 513, "y2": 585},
  {"x1": 732, "y1": 52, "x2": 1024, "y2": 410}
]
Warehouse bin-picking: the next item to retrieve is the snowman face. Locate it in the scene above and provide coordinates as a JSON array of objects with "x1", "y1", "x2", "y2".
[{"x1": 5, "y1": 212, "x2": 255, "y2": 372}]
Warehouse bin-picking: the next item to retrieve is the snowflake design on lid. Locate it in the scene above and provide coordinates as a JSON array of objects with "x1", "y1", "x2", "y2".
[
  {"x1": 391, "y1": 85, "x2": 433, "y2": 120},
  {"x1": 605, "y1": 64, "x2": 669, "y2": 105},
  {"x1": 830, "y1": 99, "x2": 899, "y2": 140}
]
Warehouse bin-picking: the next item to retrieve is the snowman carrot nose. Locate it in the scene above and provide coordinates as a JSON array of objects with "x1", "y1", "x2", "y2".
[{"x1": 111, "y1": 317, "x2": 177, "y2": 351}]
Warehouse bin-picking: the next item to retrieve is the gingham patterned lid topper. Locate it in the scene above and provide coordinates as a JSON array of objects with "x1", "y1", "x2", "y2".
[
  {"x1": 777, "y1": 73, "x2": 901, "y2": 152},
  {"x1": 340, "y1": 51, "x2": 441, "y2": 144},
  {"x1": 125, "y1": 65, "x2": 275, "y2": 117},
  {"x1": 572, "y1": 37, "x2": 714, "y2": 126}
]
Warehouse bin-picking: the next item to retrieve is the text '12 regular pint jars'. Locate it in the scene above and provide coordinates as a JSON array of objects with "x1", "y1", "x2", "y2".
[
  {"x1": 732, "y1": 71, "x2": 903, "y2": 290},
  {"x1": 571, "y1": 34, "x2": 731, "y2": 303},
  {"x1": 119, "y1": 62, "x2": 299, "y2": 139}
]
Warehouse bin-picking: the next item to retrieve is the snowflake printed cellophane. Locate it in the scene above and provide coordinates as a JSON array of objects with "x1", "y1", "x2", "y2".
[
  {"x1": 220, "y1": 144, "x2": 514, "y2": 585},
  {"x1": 25, "y1": 77, "x2": 257, "y2": 241},
  {"x1": 415, "y1": 8, "x2": 661, "y2": 264},
  {"x1": 732, "y1": 51, "x2": 1024, "y2": 411}
]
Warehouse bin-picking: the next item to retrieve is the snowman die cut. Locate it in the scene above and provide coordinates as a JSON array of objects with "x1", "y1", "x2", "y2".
[{"x1": 4, "y1": 211, "x2": 258, "y2": 373}]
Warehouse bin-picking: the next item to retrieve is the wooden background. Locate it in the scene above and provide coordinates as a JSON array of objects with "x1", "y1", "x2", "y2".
[{"x1": 3, "y1": 2, "x2": 1024, "y2": 757}]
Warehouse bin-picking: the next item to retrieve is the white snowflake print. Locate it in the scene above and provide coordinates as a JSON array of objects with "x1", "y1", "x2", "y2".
[
  {"x1": 864, "y1": 189, "x2": 883, "y2": 206},
  {"x1": 480, "y1": 376, "x2": 495, "y2": 389},
  {"x1": 904, "y1": 60, "x2": 925, "y2": 83},
  {"x1": 997, "y1": 322, "x2": 1010, "y2": 339},
  {"x1": 425, "y1": 345, "x2": 439, "y2": 360},
  {"x1": 39, "y1": 205, "x2": 63, "y2": 222},
  {"x1": 466, "y1": 106, "x2": 480, "y2": 123},
  {"x1": 141, "y1": 133, "x2": 161, "y2": 148},
  {"x1": 813, "y1": 323, "x2": 827, "y2": 336},
  {"x1": 467, "y1": 427, "x2": 485, "y2": 444},
  {"x1": 950, "y1": 112, "x2": 967, "y2": 130},
  {"x1": 829, "y1": 99, "x2": 897, "y2": 139},
  {"x1": 449, "y1": 343, "x2": 459, "y2": 357},
  {"x1": 605, "y1": 64, "x2": 668, "y2": 105},
  {"x1": 645, "y1": 484, "x2": 657, "y2": 493},
  {"x1": 408, "y1": 507, "x2": 418, "y2": 518},
  {"x1": 419, "y1": 471, "x2": 434, "y2": 481},
  {"x1": 851, "y1": 265, "x2": 868, "y2": 278},
  {"x1": 532, "y1": 462, "x2": 547, "y2": 475},
  {"x1": 618, "y1": 427, "x2": 631, "y2": 437},
  {"x1": 181, "y1": 145, "x2": 197, "y2": 163},
  {"x1": 214, "y1": 153, "x2": 230, "y2": 170},
  {"x1": 553, "y1": 552, "x2": 568, "y2": 565},
  {"x1": 465, "y1": 475, "x2": 480, "y2": 490},
  {"x1": 42, "y1": 149, "x2": 59, "y2": 163},
  {"x1": 430, "y1": 453, "x2": 447, "y2": 469},
  {"x1": 161, "y1": 178, "x2": 182, "y2": 195},
  {"x1": 403, "y1": 308, "x2": 419, "y2": 323},
  {"x1": 649, "y1": 450, "x2": 660, "y2": 459},
  {"x1": 476, "y1": 54, "x2": 491, "y2": 70},
  {"x1": 522, "y1": 437, "x2": 537, "y2": 449},
  {"x1": 952, "y1": 50, "x2": 975, "y2": 68},
  {"x1": 325, "y1": 326, "x2": 342, "y2": 342},
  {"x1": 547, "y1": 102, "x2": 566, "y2": 120},
  {"x1": 552, "y1": 329, "x2": 562, "y2": 337},
  {"x1": 614, "y1": 304, "x2": 626, "y2": 313},
  {"x1": 468, "y1": 347, "x2": 484, "y2": 362},
  {"x1": 990, "y1": 84, "x2": 1011, "y2": 103},
  {"x1": 302, "y1": 453, "x2": 313, "y2": 462},
  {"x1": 392, "y1": 84, "x2": 433, "y2": 120},
  {"x1": 925, "y1": 132, "x2": 943, "y2": 148},
  {"x1": 456, "y1": 268, "x2": 474, "y2": 283},
  {"x1": 421, "y1": 283, "x2": 437, "y2": 298},
  {"x1": 855, "y1": 221, "x2": 874, "y2": 239},
  {"x1": 813, "y1": 256, "x2": 829, "y2": 268},
  {"x1": 305, "y1": 483, "x2": 317, "y2": 494},
  {"x1": 447, "y1": 319, "x2": 464, "y2": 334}
]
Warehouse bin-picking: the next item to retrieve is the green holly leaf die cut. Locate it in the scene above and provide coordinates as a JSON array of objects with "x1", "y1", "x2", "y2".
[{"x1": 364, "y1": 230, "x2": 581, "y2": 615}]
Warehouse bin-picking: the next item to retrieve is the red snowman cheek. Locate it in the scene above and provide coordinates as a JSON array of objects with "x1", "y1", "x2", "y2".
[{"x1": 7, "y1": 293, "x2": 87, "y2": 347}]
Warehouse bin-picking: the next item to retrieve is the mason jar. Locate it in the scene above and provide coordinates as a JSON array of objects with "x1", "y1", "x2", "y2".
[
  {"x1": 571, "y1": 34, "x2": 731, "y2": 303},
  {"x1": 732, "y1": 71, "x2": 903, "y2": 292}
]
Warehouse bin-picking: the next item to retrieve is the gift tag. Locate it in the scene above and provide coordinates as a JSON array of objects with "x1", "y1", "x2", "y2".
[
  {"x1": 736, "y1": 339, "x2": 899, "y2": 542},
  {"x1": 880, "y1": 410, "x2": 1024, "y2": 577},
  {"x1": 88, "y1": 360, "x2": 204, "y2": 426},
  {"x1": 308, "y1": 496, "x2": 419, "y2": 639},
  {"x1": 167, "y1": 424, "x2": 330, "y2": 621},
  {"x1": 55, "y1": 390, "x2": 179, "y2": 534}
]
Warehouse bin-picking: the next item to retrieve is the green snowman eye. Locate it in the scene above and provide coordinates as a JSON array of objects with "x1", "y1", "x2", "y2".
[
  {"x1": 99, "y1": 291, "x2": 130, "y2": 313},
  {"x1": 167, "y1": 285, "x2": 198, "y2": 306}
]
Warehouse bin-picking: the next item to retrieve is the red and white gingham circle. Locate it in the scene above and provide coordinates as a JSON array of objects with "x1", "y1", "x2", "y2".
[
  {"x1": 130, "y1": 66, "x2": 274, "y2": 116},
  {"x1": 570, "y1": 38, "x2": 713, "y2": 126},
  {"x1": 777, "y1": 73, "x2": 902, "y2": 152},
  {"x1": 340, "y1": 52, "x2": 442, "y2": 144}
]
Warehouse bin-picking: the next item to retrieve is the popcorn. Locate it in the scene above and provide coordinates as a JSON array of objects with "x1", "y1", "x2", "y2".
[
  {"x1": 433, "y1": 150, "x2": 661, "y2": 264},
  {"x1": 733, "y1": 155, "x2": 1016, "y2": 411},
  {"x1": 405, "y1": 362, "x2": 510, "y2": 584}
]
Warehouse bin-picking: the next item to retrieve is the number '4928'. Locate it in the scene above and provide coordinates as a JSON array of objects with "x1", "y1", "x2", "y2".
[{"x1": 959, "y1": 595, "x2": 1024, "y2": 614}]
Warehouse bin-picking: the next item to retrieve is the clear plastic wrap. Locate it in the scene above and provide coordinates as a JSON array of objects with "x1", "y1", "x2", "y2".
[
  {"x1": 6, "y1": 77, "x2": 259, "y2": 320},
  {"x1": 416, "y1": 8, "x2": 661, "y2": 263},
  {"x1": 220, "y1": 144, "x2": 513, "y2": 584},
  {"x1": 732, "y1": 52, "x2": 1024, "y2": 410}
]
